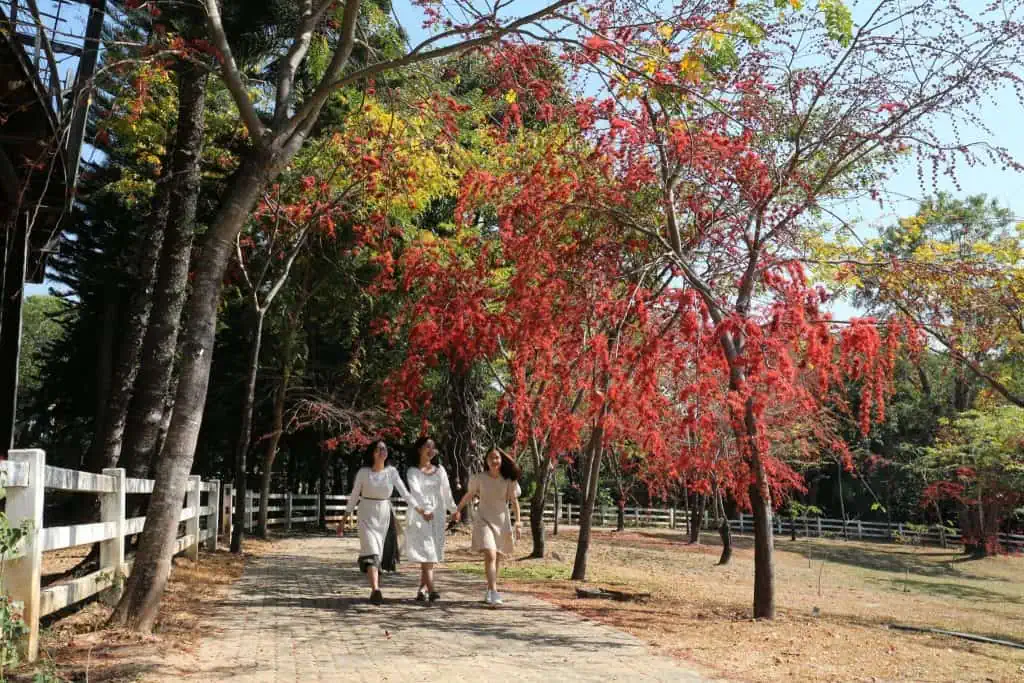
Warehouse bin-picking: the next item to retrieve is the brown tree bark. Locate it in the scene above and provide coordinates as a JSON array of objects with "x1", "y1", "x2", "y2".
[
  {"x1": 120, "y1": 63, "x2": 207, "y2": 479},
  {"x1": 108, "y1": 146, "x2": 273, "y2": 631},
  {"x1": 528, "y1": 457, "x2": 552, "y2": 558},
  {"x1": 746, "y1": 398, "x2": 775, "y2": 618},
  {"x1": 257, "y1": 364, "x2": 289, "y2": 537},
  {"x1": 231, "y1": 307, "x2": 266, "y2": 553},
  {"x1": 445, "y1": 366, "x2": 482, "y2": 524},
  {"x1": 571, "y1": 425, "x2": 604, "y2": 581},
  {"x1": 84, "y1": 176, "x2": 172, "y2": 472},
  {"x1": 718, "y1": 519, "x2": 733, "y2": 565},
  {"x1": 688, "y1": 494, "x2": 706, "y2": 544}
]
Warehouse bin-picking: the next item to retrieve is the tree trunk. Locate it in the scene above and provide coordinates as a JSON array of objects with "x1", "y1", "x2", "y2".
[
  {"x1": 85, "y1": 176, "x2": 172, "y2": 472},
  {"x1": 616, "y1": 502, "x2": 625, "y2": 532},
  {"x1": 529, "y1": 459, "x2": 551, "y2": 558},
  {"x1": 318, "y1": 452, "x2": 331, "y2": 530},
  {"x1": 91, "y1": 293, "x2": 118, "y2": 459},
  {"x1": 552, "y1": 489, "x2": 560, "y2": 536},
  {"x1": 109, "y1": 146, "x2": 273, "y2": 632},
  {"x1": 445, "y1": 365, "x2": 483, "y2": 525},
  {"x1": 120, "y1": 63, "x2": 206, "y2": 479},
  {"x1": 836, "y1": 458, "x2": 848, "y2": 539},
  {"x1": 749, "y1": 446, "x2": 775, "y2": 617},
  {"x1": 716, "y1": 489, "x2": 732, "y2": 565},
  {"x1": 718, "y1": 518, "x2": 733, "y2": 565},
  {"x1": 571, "y1": 426, "x2": 603, "y2": 581},
  {"x1": 257, "y1": 371, "x2": 287, "y2": 538},
  {"x1": 688, "y1": 494, "x2": 706, "y2": 544},
  {"x1": 231, "y1": 307, "x2": 265, "y2": 553},
  {"x1": 933, "y1": 500, "x2": 946, "y2": 549}
]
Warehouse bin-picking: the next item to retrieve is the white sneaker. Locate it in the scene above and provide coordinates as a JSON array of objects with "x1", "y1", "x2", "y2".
[
  {"x1": 491, "y1": 591, "x2": 504, "y2": 606},
  {"x1": 484, "y1": 590, "x2": 494, "y2": 604}
]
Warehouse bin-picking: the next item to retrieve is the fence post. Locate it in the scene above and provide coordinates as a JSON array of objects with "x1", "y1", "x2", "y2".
[
  {"x1": 599, "y1": 505, "x2": 606, "y2": 527},
  {"x1": 5, "y1": 449, "x2": 45, "y2": 662},
  {"x1": 816, "y1": 517, "x2": 822, "y2": 537},
  {"x1": 100, "y1": 467, "x2": 126, "y2": 606},
  {"x1": 207, "y1": 480, "x2": 220, "y2": 551},
  {"x1": 314, "y1": 494, "x2": 321, "y2": 528},
  {"x1": 566, "y1": 502, "x2": 573, "y2": 525},
  {"x1": 185, "y1": 475, "x2": 201, "y2": 561},
  {"x1": 739, "y1": 513, "x2": 745, "y2": 534},
  {"x1": 670, "y1": 507, "x2": 676, "y2": 529},
  {"x1": 857, "y1": 520, "x2": 863, "y2": 541},
  {"x1": 776, "y1": 515, "x2": 782, "y2": 535},
  {"x1": 285, "y1": 492, "x2": 293, "y2": 531},
  {"x1": 635, "y1": 507, "x2": 640, "y2": 527},
  {"x1": 897, "y1": 522, "x2": 904, "y2": 539}
]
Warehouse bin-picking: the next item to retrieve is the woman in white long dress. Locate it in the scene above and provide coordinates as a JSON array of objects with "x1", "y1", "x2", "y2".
[
  {"x1": 342, "y1": 441, "x2": 428, "y2": 605},
  {"x1": 405, "y1": 436, "x2": 457, "y2": 603}
]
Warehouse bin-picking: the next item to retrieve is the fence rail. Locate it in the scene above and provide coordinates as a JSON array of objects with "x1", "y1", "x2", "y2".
[
  {"x1": 1, "y1": 450, "x2": 219, "y2": 663},
  {"x1": 6, "y1": 457, "x2": 1021, "y2": 660},
  {"x1": 216, "y1": 490, "x2": 1022, "y2": 553}
]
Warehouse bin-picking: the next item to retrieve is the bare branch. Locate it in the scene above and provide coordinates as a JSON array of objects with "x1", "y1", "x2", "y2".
[{"x1": 202, "y1": 0, "x2": 267, "y2": 140}]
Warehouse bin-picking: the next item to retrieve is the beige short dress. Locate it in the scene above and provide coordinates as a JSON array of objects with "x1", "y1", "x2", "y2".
[{"x1": 469, "y1": 472, "x2": 517, "y2": 557}]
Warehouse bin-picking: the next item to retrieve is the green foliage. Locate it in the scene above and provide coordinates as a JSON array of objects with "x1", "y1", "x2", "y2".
[
  {"x1": 17, "y1": 296, "x2": 70, "y2": 408},
  {"x1": 784, "y1": 501, "x2": 823, "y2": 519},
  {"x1": 819, "y1": 0, "x2": 853, "y2": 47},
  {"x1": 926, "y1": 406, "x2": 1024, "y2": 494}
]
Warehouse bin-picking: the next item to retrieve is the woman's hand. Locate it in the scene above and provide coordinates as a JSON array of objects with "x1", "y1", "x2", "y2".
[
  {"x1": 452, "y1": 510, "x2": 461, "y2": 524},
  {"x1": 337, "y1": 515, "x2": 348, "y2": 536},
  {"x1": 514, "y1": 522, "x2": 522, "y2": 542},
  {"x1": 417, "y1": 506, "x2": 434, "y2": 521}
]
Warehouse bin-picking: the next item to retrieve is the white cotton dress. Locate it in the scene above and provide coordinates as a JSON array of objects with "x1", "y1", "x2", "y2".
[
  {"x1": 404, "y1": 465, "x2": 457, "y2": 563},
  {"x1": 345, "y1": 466, "x2": 421, "y2": 569}
]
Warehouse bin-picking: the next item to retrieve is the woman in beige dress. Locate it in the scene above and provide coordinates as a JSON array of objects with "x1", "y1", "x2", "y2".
[{"x1": 453, "y1": 448, "x2": 521, "y2": 605}]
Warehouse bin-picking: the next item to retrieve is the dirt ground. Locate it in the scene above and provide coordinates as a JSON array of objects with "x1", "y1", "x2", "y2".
[
  {"x1": 13, "y1": 528, "x2": 1024, "y2": 681},
  {"x1": 449, "y1": 528, "x2": 1024, "y2": 682},
  {"x1": 11, "y1": 538, "x2": 253, "y2": 682}
]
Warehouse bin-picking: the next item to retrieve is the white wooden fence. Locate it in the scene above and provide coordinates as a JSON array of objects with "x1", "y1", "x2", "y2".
[
  {"x1": 216, "y1": 489, "x2": 1024, "y2": 553},
  {"x1": 0, "y1": 450, "x2": 220, "y2": 662}
]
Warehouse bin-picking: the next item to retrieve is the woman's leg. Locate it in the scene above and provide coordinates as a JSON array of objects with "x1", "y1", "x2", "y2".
[
  {"x1": 495, "y1": 555, "x2": 502, "y2": 592},
  {"x1": 423, "y1": 562, "x2": 435, "y2": 592},
  {"x1": 483, "y1": 550, "x2": 498, "y2": 592},
  {"x1": 418, "y1": 564, "x2": 429, "y2": 592},
  {"x1": 368, "y1": 566, "x2": 380, "y2": 592}
]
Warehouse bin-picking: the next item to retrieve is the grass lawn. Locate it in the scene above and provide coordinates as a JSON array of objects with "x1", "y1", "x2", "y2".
[{"x1": 448, "y1": 527, "x2": 1024, "y2": 682}]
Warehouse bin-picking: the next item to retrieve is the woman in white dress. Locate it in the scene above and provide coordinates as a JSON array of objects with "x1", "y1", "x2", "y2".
[
  {"x1": 453, "y1": 448, "x2": 522, "y2": 606},
  {"x1": 405, "y1": 436, "x2": 457, "y2": 603},
  {"x1": 342, "y1": 441, "x2": 429, "y2": 605}
]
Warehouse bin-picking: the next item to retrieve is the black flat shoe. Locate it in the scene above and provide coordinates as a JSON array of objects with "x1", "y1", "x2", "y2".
[
  {"x1": 428, "y1": 591, "x2": 441, "y2": 603},
  {"x1": 370, "y1": 590, "x2": 383, "y2": 605},
  {"x1": 415, "y1": 589, "x2": 427, "y2": 602}
]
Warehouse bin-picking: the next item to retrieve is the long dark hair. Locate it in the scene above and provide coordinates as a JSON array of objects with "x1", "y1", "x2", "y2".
[
  {"x1": 362, "y1": 441, "x2": 388, "y2": 468},
  {"x1": 491, "y1": 448, "x2": 521, "y2": 481},
  {"x1": 411, "y1": 436, "x2": 433, "y2": 468}
]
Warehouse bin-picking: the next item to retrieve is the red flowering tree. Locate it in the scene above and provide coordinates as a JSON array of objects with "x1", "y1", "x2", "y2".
[
  {"x1": 389, "y1": 0, "x2": 1024, "y2": 620},
  {"x1": 566, "y1": 0, "x2": 1024, "y2": 617}
]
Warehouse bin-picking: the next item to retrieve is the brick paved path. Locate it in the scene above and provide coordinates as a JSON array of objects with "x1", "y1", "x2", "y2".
[{"x1": 146, "y1": 535, "x2": 706, "y2": 682}]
